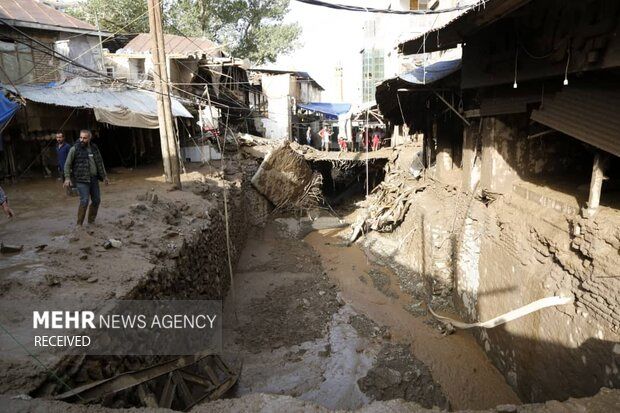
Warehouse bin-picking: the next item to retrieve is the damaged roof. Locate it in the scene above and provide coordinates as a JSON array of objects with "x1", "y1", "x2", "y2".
[
  {"x1": 399, "y1": 0, "x2": 532, "y2": 55},
  {"x1": 4, "y1": 77, "x2": 192, "y2": 129},
  {"x1": 118, "y1": 33, "x2": 223, "y2": 58},
  {"x1": 0, "y1": 0, "x2": 105, "y2": 35},
  {"x1": 249, "y1": 68, "x2": 325, "y2": 91}
]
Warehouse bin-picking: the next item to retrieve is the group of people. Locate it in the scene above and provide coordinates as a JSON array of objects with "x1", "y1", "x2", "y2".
[
  {"x1": 0, "y1": 129, "x2": 109, "y2": 226},
  {"x1": 303, "y1": 126, "x2": 385, "y2": 153}
]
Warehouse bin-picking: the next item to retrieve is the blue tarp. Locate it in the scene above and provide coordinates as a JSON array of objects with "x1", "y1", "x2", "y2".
[
  {"x1": 399, "y1": 49, "x2": 462, "y2": 85},
  {"x1": 0, "y1": 93, "x2": 20, "y2": 127},
  {"x1": 399, "y1": 58, "x2": 461, "y2": 85},
  {"x1": 0, "y1": 93, "x2": 20, "y2": 149},
  {"x1": 297, "y1": 102, "x2": 351, "y2": 120}
]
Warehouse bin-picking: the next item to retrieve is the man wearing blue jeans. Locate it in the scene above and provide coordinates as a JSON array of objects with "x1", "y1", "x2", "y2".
[{"x1": 63, "y1": 130, "x2": 109, "y2": 226}]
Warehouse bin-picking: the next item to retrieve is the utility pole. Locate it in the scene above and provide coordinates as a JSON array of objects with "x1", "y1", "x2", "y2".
[{"x1": 147, "y1": 0, "x2": 181, "y2": 188}]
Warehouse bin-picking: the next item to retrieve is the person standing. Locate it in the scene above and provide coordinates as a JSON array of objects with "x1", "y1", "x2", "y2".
[
  {"x1": 63, "y1": 130, "x2": 108, "y2": 226},
  {"x1": 0, "y1": 186, "x2": 14, "y2": 218},
  {"x1": 320, "y1": 126, "x2": 331, "y2": 152},
  {"x1": 355, "y1": 129, "x2": 363, "y2": 152},
  {"x1": 306, "y1": 126, "x2": 312, "y2": 146},
  {"x1": 55, "y1": 132, "x2": 71, "y2": 181},
  {"x1": 372, "y1": 129, "x2": 381, "y2": 151}
]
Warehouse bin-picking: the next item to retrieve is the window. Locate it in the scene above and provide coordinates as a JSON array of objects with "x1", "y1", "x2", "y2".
[
  {"x1": 0, "y1": 40, "x2": 35, "y2": 84},
  {"x1": 362, "y1": 49, "x2": 384, "y2": 102},
  {"x1": 410, "y1": 0, "x2": 429, "y2": 10},
  {"x1": 129, "y1": 58, "x2": 145, "y2": 81},
  {"x1": 105, "y1": 66, "x2": 115, "y2": 77}
]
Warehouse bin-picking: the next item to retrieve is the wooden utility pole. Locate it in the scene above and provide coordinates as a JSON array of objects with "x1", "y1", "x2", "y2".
[{"x1": 147, "y1": 0, "x2": 181, "y2": 188}]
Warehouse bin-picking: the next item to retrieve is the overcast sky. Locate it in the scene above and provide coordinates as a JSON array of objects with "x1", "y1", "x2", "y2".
[
  {"x1": 270, "y1": 0, "x2": 386, "y2": 104},
  {"x1": 269, "y1": 0, "x2": 435, "y2": 104}
]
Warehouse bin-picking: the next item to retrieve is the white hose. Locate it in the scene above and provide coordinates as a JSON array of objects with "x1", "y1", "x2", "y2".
[{"x1": 428, "y1": 296, "x2": 574, "y2": 329}]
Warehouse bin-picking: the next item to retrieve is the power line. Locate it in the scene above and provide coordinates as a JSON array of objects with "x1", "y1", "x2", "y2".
[{"x1": 293, "y1": 0, "x2": 488, "y2": 15}]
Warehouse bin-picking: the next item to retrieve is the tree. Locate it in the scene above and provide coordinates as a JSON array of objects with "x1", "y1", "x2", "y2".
[
  {"x1": 68, "y1": 0, "x2": 301, "y2": 64},
  {"x1": 67, "y1": 0, "x2": 149, "y2": 34}
]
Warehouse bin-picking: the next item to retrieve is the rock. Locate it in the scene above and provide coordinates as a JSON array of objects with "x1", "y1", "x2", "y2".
[
  {"x1": 103, "y1": 239, "x2": 122, "y2": 249},
  {"x1": 44, "y1": 273, "x2": 61, "y2": 286},
  {"x1": 374, "y1": 367, "x2": 402, "y2": 389},
  {"x1": 87, "y1": 277, "x2": 98, "y2": 283},
  {"x1": 79, "y1": 254, "x2": 88, "y2": 260},
  {"x1": 496, "y1": 404, "x2": 518, "y2": 412}
]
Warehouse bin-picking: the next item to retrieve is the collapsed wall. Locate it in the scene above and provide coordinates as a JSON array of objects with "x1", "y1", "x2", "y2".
[
  {"x1": 29, "y1": 160, "x2": 269, "y2": 406},
  {"x1": 359, "y1": 118, "x2": 620, "y2": 403}
]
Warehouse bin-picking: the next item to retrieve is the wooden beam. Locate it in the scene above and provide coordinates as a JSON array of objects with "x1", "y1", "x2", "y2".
[{"x1": 585, "y1": 152, "x2": 608, "y2": 217}]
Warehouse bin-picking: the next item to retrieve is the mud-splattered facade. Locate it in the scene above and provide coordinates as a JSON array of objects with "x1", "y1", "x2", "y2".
[{"x1": 377, "y1": 0, "x2": 620, "y2": 403}]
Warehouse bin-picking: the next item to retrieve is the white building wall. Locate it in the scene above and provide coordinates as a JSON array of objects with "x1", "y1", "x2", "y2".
[{"x1": 260, "y1": 73, "x2": 293, "y2": 139}]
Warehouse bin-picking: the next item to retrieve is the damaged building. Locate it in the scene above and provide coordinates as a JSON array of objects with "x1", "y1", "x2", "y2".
[
  {"x1": 0, "y1": 0, "x2": 195, "y2": 178},
  {"x1": 1, "y1": 0, "x2": 620, "y2": 412},
  {"x1": 376, "y1": 0, "x2": 620, "y2": 403}
]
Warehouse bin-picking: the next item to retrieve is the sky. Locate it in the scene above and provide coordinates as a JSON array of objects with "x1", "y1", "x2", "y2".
[
  {"x1": 268, "y1": 0, "x2": 437, "y2": 105},
  {"x1": 269, "y1": 0, "x2": 385, "y2": 104}
]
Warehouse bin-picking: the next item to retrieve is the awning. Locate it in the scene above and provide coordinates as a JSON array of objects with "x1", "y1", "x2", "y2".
[
  {"x1": 399, "y1": 48, "x2": 461, "y2": 85},
  {"x1": 7, "y1": 77, "x2": 192, "y2": 129},
  {"x1": 297, "y1": 102, "x2": 351, "y2": 120},
  {"x1": 0, "y1": 93, "x2": 20, "y2": 131},
  {"x1": 398, "y1": 0, "x2": 532, "y2": 55},
  {"x1": 531, "y1": 84, "x2": 620, "y2": 157}
]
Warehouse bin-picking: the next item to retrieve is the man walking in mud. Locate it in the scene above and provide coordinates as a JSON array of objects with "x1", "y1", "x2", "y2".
[{"x1": 63, "y1": 130, "x2": 108, "y2": 226}]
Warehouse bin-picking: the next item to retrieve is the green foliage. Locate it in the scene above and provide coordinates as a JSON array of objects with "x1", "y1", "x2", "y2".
[
  {"x1": 67, "y1": 0, "x2": 149, "y2": 34},
  {"x1": 67, "y1": 0, "x2": 301, "y2": 64}
]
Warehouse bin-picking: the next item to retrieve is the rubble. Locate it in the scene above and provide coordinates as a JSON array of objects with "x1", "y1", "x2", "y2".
[
  {"x1": 349, "y1": 170, "x2": 426, "y2": 244},
  {"x1": 251, "y1": 141, "x2": 324, "y2": 212}
]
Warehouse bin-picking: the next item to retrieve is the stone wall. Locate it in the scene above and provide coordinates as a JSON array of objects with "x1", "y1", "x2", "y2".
[
  {"x1": 367, "y1": 117, "x2": 620, "y2": 403},
  {"x1": 454, "y1": 114, "x2": 620, "y2": 402}
]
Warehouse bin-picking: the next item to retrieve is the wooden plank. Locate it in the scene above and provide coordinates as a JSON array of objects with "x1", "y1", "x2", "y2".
[
  {"x1": 159, "y1": 373, "x2": 176, "y2": 409},
  {"x1": 171, "y1": 371, "x2": 194, "y2": 407}
]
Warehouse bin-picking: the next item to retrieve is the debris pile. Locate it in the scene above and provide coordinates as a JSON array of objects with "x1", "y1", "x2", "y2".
[
  {"x1": 349, "y1": 171, "x2": 426, "y2": 244},
  {"x1": 251, "y1": 141, "x2": 323, "y2": 212}
]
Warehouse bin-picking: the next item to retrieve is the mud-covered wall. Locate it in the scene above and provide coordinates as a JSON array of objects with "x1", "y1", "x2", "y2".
[
  {"x1": 454, "y1": 114, "x2": 620, "y2": 402},
  {"x1": 457, "y1": 197, "x2": 620, "y2": 403},
  {"x1": 33, "y1": 163, "x2": 266, "y2": 401},
  {"x1": 128, "y1": 188, "x2": 247, "y2": 300}
]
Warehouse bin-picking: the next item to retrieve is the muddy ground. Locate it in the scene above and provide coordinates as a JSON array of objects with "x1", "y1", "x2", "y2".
[
  {"x1": 218, "y1": 213, "x2": 521, "y2": 411},
  {"x1": 3, "y1": 152, "x2": 614, "y2": 412},
  {"x1": 220, "y1": 219, "x2": 451, "y2": 410}
]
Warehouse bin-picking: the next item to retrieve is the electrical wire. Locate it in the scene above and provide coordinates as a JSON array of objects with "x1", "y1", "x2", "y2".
[{"x1": 294, "y1": 0, "x2": 487, "y2": 15}]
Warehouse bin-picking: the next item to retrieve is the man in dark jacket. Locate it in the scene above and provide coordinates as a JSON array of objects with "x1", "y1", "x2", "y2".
[
  {"x1": 55, "y1": 132, "x2": 71, "y2": 179},
  {"x1": 63, "y1": 130, "x2": 108, "y2": 225}
]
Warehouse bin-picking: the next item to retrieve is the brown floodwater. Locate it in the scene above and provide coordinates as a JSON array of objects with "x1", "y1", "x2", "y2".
[{"x1": 304, "y1": 228, "x2": 521, "y2": 410}]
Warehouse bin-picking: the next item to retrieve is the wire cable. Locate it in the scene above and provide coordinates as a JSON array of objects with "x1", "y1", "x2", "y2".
[{"x1": 294, "y1": 0, "x2": 487, "y2": 15}]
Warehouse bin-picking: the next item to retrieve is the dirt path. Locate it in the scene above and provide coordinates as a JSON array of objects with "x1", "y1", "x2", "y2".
[
  {"x1": 305, "y1": 229, "x2": 521, "y2": 410},
  {"x1": 221, "y1": 219, "x2": 450, "y2": 410}
]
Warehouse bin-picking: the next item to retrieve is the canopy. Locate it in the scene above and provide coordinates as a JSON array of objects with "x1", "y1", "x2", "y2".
[
  {"x1": 297, "y1": 102, "x2": 351, "y2": 120},
  {"x1": 0, "y1": 93, "x2": 20, "y2": 131},
  {"x1": 7, "y1": 77, "x2": 192, "y2": 129},
  {"x1": 399, "y1": 48, "x2": 462, "y2": 85}
]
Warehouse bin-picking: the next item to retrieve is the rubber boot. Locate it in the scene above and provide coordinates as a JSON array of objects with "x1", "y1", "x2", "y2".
[
  {"x1": 87, "y1": 204, "x2": 99, "y2": 224},
  {"x1": 77, "y1": 204, "x2": 87, "y2": 226}
]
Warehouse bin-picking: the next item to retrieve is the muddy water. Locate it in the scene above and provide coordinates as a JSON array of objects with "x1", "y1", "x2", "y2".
[
  {"x1": 305, "y1": 229, "x2": 522, "y2": 410},
  {"x1": 223, "y1": 217, "x2": 520, "y2": 411}
]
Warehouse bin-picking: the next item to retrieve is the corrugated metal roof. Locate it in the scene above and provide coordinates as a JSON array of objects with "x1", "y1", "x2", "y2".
[
  {"x1": 399, "y1": 0, "x2": 532, "y2": 55},
  {"x1": 480, "y1": 85, "x2": 543, "y2": 116},
  {"x1": 0, "y1": 0, "x2": 100, "y2": 34},
  {"x1": 6, "y1": 77, "x2": 191, "y2": 119},
  {"x1": 249, "y1": 68, "x2": 325, "y2": 91},
  {"x1": 531, "y1": 85, "x2": 620, "y2": 157},
  {"x1": 119, "y1": 33, "x2": 221, "y2": 57}
]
